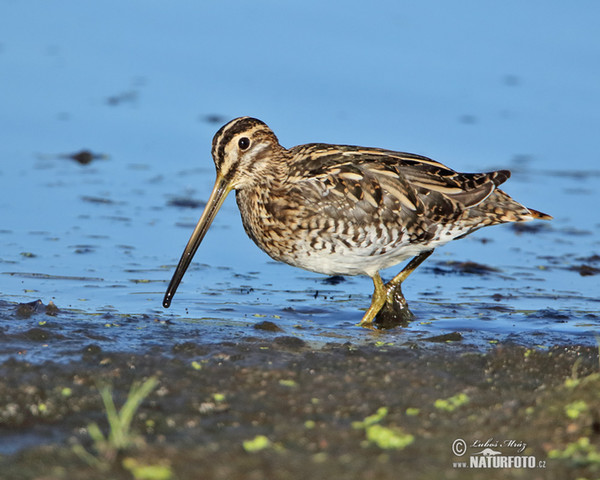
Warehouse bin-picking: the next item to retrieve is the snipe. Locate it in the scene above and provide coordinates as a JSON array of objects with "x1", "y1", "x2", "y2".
[{"x1": 163, "y1": 117, "x2": 551, "y2": 327}]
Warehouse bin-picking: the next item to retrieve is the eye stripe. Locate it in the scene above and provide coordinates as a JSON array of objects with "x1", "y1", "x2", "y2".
[{"x1": 212, "y1": 117, "x2": 267, "y2": 164}]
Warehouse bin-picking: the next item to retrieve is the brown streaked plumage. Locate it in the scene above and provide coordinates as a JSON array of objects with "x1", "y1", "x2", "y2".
[{"x1": 163, "y1": 117, "x2": 551, "y2": 327}]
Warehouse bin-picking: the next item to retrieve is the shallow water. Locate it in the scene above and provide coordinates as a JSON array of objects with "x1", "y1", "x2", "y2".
[{"x1": 1, "y1": 1, "x2": 599, "y2": 362}]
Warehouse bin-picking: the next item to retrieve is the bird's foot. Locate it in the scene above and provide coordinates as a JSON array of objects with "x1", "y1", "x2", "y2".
[
  {"x1": 358, "y1": 277, "x2": 414, "y2": 329},
  {"x1": 374, "y1": 281, "x2": 414, "y2": 329},
  {"x1": 358, "y1": 251, "x2": 432, "y2": 329}
]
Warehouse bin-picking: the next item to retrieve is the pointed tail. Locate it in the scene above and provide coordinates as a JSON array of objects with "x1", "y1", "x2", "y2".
[{"x1": 527, "y1": 208, "x2": 552, "y2": 221}]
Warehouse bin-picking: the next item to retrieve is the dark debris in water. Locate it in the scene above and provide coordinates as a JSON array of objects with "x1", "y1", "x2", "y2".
[
  {"x1": 20, "y1": 326, "x2": 66, "y2": 342},
  {"x1": 510, "y1": 222, "x2": 552, "y2": 234},
  {"x1": 491, "y1": 293, "x2": 511, "y2": 302},
  {"x1": 538, "y1": 254, "x2": 600, "y2": 276},
  {"x1": 70, "y1": 245, "x2": 96, "y2": 255},
  {"x1": 321, "y1": 275, "x2": 346, "y2": 285},
  {"x1": 167, "y1": 197, "x2": 205, "y2": 209},
  {"x1": 569, "y1": 264, "x2": 600, "y2": 277},
  {"x1": 15, "y1": 299, "x2": 59, "y2": 318},
  {"x1": 422, "y1": 332, "x2": 463, "y2": 343},
  {"x1": 527, "y1": 308, "x2": 571, "y2": 321},
  {"x1": 201, "y1": 113, "x2": 229, "y2": 124},
  {"x1": 577, "y1": 254, "x2": 600, "y2": 264},
  {"x1": 559, "y1": 227, "x2": 593, "y2": 236},
  {"x1": 61, "y1": 149, "x2": 108, "y2": 165},
  {"x1": 432, "y1": 260, "x2": 500, "y2": 276},
  {"x1": 253, "y1": 320, "x2": 284, "y2": 332},
  {"x1": 106, "y1": 90, "x2": 138, "y2": 106},
  {"x1": 570, "y1": 255, "x2": 600, "y2": 276},
  {"x1": 80, "y1": 195, "x2": 115, "y2": 205}
]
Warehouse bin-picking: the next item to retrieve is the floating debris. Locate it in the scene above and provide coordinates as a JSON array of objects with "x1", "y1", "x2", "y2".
[
  {"x1": 423, "y1": 332, "x2": 464, "y2": 343},
  {"x1": 433, "y1": 261, "x2": 500, "y2": 276},
  {"x1": 510, "y1": 222, "x2": 552, "y2": 234},
  {"x1": 577, "y1": 254, "x2": 600, "y2": 263},
  {"x1": 201, "y1": 114, "x2": 228, "y2": 124},
  {"x1": 253, "y1": 320, "x2": 283, "y2": 332},
  {"x1": 61, "y1": 149, "x2": 108, "y2": 165},
  {"x1": 15, "y1": 299, "x2": 59, "y2": 318},
  {"x1": 80, "y1": 195, "x2": 115, "y2": 205},
  {"x1": 322, "y1": 275, "x2": 345, "y2": 285},
  {"x1": 106, "y1": 90, "x2": 138, "y2": 106},
  {"x1": 569, "y1": 264, "x2": 600, "y2": 277},
  {"x1": 167, "y1": 198, "x2": 205, "y2": 209}
]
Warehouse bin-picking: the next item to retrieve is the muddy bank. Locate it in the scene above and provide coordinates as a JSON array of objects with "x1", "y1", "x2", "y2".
[{"x1": 1, "y1": 332, "x2": 599, "y2": 479}]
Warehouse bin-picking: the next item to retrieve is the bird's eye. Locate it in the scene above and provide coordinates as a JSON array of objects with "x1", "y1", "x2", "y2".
[{"x1": 238, "y1": 137, "x2": 250, "y2": 150}]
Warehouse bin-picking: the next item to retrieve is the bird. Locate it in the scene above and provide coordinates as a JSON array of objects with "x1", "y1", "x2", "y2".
[{"x1": 163, "y1": 117, "x2": 551, "y2": 327}]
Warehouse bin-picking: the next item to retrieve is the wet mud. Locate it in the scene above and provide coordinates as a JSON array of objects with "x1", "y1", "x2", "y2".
[{"x1": 1, "y1": 300, "x2": 600, "y2": 479}]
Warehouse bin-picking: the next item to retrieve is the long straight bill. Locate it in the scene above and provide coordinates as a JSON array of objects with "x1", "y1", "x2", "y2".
[{"x1": 163, "y1": 173, "x2": 232, "y2": 308}]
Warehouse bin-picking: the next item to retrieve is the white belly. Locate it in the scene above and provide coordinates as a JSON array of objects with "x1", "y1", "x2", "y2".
[{"x1": 274, "y1": 224, "x2": 465, "y2": 277}]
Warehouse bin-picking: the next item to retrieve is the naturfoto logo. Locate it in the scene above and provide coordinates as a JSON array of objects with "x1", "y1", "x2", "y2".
[{"x1": 452, "y1": 437, "x2": 546, "y2": 470}]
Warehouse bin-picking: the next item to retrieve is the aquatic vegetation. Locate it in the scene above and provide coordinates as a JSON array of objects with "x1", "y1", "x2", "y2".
[
  {"x1": 191, "y1": 361, "x2": 202, "y2": 370},
  {"x1": 304, "y1": 420, "x2": 316, "y2": 429},
  {"x1": 73, "y1": 377, "x2": 158, "y2": 468},
  {"x1": 278, "y1": 379, "x2": 298, "y2": 388},
  {"x1": 541, "y1": 343, "x2": 600, "y2": 474},
  {"x1": 122, "y1": 457, "x2": 173, "y2": 480},
  {"x1": 91, "y1": 377, "x2": 159, "y2": 452},
  {"x1": 242, "y1": 435, "x2": 272, "y2": 453},
  {"x1": 548, "y1": 437, "x2": 600, "y2": 470},
  {"x1": 212, "y1": 392, "x2": 226, "y2": 403},
  {"x1": 564, "y1": 400, "x2": 589, "y2": 420},
  {"x1": 352, "y1": 407, "x2": 414, "y2": 450},
  {"x1": 352, "y1": 406, "x2": 389, "y2": 429},
  {"x1": 364, "y1": 424, "x2": 415, "y2": 450},
  {"x1": 434, "y1": 392, "x2": 470, "y2": 412}
]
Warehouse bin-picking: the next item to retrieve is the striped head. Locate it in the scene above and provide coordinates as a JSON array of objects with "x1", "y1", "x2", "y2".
[{"x1": 210, "y1": 117, "x2": 284, "y2": 189}]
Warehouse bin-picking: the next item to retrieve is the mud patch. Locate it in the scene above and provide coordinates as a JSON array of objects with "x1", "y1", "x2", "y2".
[{"x1": 1, "y1": 339, "x2": 599, "y2": 479}]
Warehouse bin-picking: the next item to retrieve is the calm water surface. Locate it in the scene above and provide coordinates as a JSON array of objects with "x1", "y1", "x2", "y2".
[{"x1": 1, "y1": 1, "x2": 599, "y2": 358}]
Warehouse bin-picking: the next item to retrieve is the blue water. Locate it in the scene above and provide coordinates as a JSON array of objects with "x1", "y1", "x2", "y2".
[{"x1": 1, "y1": 0, "x2": 599, "y2": 355}]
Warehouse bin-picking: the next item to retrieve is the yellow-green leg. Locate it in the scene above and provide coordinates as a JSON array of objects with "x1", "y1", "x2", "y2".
[
  {"x1": 387, "y1": 249, "x2": 434, "y2": 289},
  {"x1": 359, "y1": 273, "x2": 387, "y2": 327},
  {"x1": 358, "y1": 250, "x2": 434, "y2": 328}
]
